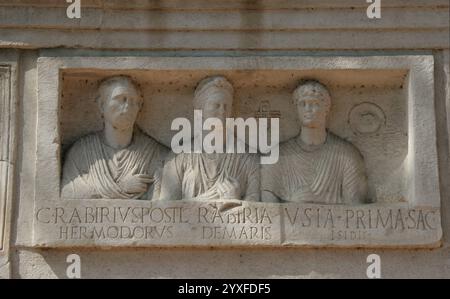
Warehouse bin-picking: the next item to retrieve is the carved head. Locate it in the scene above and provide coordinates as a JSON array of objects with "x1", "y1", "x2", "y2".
[
  {"x1": 96, "y1": 76, "x2": 143, "y2": 130},
  {"x1": 293, "y1": 80, "x2": 331, "y2": 129},
  {"x1": 194, "y1": 76, "x2": 234, "y2": 122}
]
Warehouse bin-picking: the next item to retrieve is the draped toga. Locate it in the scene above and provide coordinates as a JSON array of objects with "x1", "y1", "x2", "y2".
[
  {"x1": 166, "y1": 152, "x2": 260, "y2": 201},
  {"x1": 262, "y1": 132, "x2": 367, "y2": 204},
  {"x1": 61, "y1": 129, "x2": 168, "y2": 200}
]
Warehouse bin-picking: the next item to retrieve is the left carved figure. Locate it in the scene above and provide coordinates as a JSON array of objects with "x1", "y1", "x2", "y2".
[{"x1": 61, "y1": 76, "x2": 168, "y2": 200}]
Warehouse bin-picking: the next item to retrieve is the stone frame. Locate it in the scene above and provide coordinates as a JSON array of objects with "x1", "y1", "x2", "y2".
[
  {"x1": 32, "y1": 55, "x2": 442, "y2": 248},
  {"x1": 0, "y1": 52, "x2": 18, "y2": 278},
  {"x1": 0, "y1": 66, "x2": 11, "y2": 252}
]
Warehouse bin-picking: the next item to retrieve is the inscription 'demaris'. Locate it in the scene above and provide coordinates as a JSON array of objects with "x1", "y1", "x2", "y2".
[{"x1": 35, "y1": 205, "x2": 438, "y2": 242}]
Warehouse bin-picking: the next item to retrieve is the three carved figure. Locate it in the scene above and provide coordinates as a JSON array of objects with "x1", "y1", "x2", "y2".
[{"x1": 61, "y1": 75, "x2": 368, "y2": 204}]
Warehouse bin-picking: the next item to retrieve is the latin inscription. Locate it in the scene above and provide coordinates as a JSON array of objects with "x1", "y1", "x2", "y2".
[
  {"x1": 34, "y1": 201, "x2": 440, "y2": 247},
  {"x1": 35, "y1": 203, "x2": 276, "y2": 242}
]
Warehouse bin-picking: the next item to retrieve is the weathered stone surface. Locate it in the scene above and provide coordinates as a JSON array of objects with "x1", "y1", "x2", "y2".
[
  {"x1": 0, "y1": 51, "x2": 18, "y2": 279},
  {"x1": 33, "y1": 200, "x2": 441, "y2": 248},
  {"x1": 34, "y1": 200, "x2": 281, "y2": 247},
  {"x1": 0, "y1": 0, "x2": 448, "y2": 10},
  {"x1": 0, "y1": 1, "x2": 448, "y2": 50},
  {"x1": 1, "y1": 29, "x2": 448, "y2": 50},
  {"x1": 282, "y1": 203, "x2": 441, "y2": 247},
  {"x1": 0, "y1": 261, "x2": 10, "y2": 279},
  {"x1": 29, "y1": 55, "x2": 442, "y2": 249},
  {"x1": 1, "y1": 7, "x2": 448, "y2": 30}
]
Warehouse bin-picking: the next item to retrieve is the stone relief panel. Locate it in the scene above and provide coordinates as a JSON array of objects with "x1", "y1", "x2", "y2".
[{"x1": 33, "y1": 56, "x2": 441, "y2": 248}]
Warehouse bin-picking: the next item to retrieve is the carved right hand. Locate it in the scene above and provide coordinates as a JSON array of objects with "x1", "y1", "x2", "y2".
[
  {"x1": 217, "y1": 178, "x2": 241, "y2": 199},
  {"x1": 118, "y1": 173, "x2": 154, "y2": 194}
]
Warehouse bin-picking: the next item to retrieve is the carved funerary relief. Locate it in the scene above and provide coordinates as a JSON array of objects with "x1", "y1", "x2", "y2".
[{"x1": 33, "y1": 56, "x2": 441, "y2": 248}]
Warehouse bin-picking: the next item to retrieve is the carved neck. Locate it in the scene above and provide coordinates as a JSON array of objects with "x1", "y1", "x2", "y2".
[
  {"x1": 299, "y1": 126, "x2": 327, "y2": 146},
  {"x1": 103, "y1": 122, "x2": 134, "y2": 150}
]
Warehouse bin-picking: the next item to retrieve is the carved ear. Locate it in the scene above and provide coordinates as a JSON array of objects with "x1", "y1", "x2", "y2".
[{"x1": 95, "y1": 93, "x2": 104, "y2": 114}]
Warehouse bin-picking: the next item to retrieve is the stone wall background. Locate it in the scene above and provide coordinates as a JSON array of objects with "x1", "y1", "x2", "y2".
[{"x1": 0, "y1": 0, "x2": 449, "y2": 278}]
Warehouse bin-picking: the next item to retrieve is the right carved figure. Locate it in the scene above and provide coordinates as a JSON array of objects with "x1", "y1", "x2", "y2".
[{"x1": 261, "y1": 80, "x2": 368, "y2": 204}]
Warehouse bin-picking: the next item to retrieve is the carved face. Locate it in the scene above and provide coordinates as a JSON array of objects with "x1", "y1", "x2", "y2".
[
  {"x1": 102, "y1": 84, "x2": 141, "y2": 130},
  {"x1": 297, "y1": 96, "x2": 329, "y2": 129},
  {"x1": 201, "y1": 91, "x2": 233, "y2": 123}
]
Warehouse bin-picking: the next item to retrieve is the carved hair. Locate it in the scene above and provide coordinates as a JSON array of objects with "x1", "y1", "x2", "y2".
[
  {"x1": 293, "y1": 79, "x2": 331, "y2": 113},
  {"x1": 96, "y1": 75, "x2": 143, "y2": 111},
  {"x1": 194, "y1": 75, "x2": 234, "y2": 110}
]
